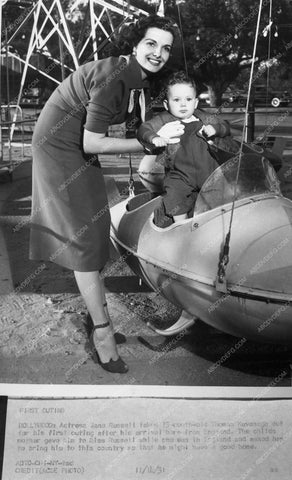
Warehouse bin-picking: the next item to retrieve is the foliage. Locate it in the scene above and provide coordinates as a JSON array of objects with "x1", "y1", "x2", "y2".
[
  {"x1": 163, "y1": 0, "x2": 292, "y2": 106},
  {"x1": 2, "y1": 0, "x2": 292, "y2": 106}
]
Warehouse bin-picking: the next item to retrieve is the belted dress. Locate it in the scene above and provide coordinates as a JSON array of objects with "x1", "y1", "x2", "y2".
[{"x1": 30, "y1": 55, "x2": 149, "y2": 271}]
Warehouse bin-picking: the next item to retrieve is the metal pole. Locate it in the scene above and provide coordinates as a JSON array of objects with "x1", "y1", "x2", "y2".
[
  {"x1": 57, "y1": 13, "x2": 65, "y2": 81},
  {"x1": 89, "y1": 0, "x2": 98, "y2": 61},
  {"x1": 5, "y1": 15, "x2": 12, "y2": 169},
  {"x1": 245, "y1": 101, "x2": 255, "y2": 143},
  {"x1": 0, "y1": 0, "x2": 3, "y2": 162},
  {"x1": 5, "y1": 18, "x2": 10, "y2": 106}
]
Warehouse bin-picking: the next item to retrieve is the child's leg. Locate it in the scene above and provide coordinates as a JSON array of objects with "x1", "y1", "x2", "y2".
[
  {"x1": 153, "y1": 198, "x2": 173, "y2": 228},
  {"x1": 164, "y1": 177, "x2": 195, "y2": 222},
  {"x1": 154, "y1": 175, "x2": 196, "y2": 227}
]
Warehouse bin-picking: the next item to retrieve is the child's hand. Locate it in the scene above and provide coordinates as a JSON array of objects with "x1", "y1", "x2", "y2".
[
  {"x1": 152, "y1": 136, "x2": 168, "y2": 147},
  {"x1": 200, "y1": 124, "x2": 216, "y2": 138}
]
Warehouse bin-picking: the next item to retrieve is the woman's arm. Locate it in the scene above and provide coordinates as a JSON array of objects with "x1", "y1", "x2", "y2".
[
  {"x1": 138, "y1": 114, "x2": 166, "y2": 144},
  {"x1": 83, "y1": 129, "x2": 144, "y2": 154}
]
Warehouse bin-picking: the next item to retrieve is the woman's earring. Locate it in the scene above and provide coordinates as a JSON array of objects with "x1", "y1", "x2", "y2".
[{"x1": 133, "y1": 47, "x2": 137, "y2": 56}]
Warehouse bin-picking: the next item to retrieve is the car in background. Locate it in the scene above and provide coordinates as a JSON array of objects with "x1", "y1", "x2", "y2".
[
  {"x1": 270, "y1": 90, "x2": 290, "y2": 108},
  {"x1": 199, "y1": 85, "x2": 291, "y2": 108},
  {"x1": 229, "y1": 85, "x2": 291, "y2": 108}
]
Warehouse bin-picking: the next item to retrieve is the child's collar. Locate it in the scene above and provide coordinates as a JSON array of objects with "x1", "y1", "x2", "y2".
[{"x1": 181, "y1": 114, "x2": 200, "y2": 123}]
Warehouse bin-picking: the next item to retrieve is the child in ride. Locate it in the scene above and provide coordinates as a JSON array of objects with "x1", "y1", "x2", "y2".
[{"x1": 138, "y1": 71, "x2": 233, "y2": 227}]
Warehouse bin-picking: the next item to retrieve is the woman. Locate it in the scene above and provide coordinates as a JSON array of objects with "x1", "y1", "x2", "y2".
[{"x1": 29, "y1": 14, "x2": 180, "y2": 374}]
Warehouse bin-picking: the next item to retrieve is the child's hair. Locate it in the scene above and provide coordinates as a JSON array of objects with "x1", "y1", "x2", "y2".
[
  {"x1": 115, "y1": 14, "x2": 178, "y2": 54},
  {"x1": 164, "y1": 71, "x2": 197, "y2": 99}
]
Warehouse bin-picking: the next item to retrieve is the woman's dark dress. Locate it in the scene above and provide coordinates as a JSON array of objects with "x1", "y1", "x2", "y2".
[{"x1": 30, "y1": 55, "x2": 147, "y2": 271}]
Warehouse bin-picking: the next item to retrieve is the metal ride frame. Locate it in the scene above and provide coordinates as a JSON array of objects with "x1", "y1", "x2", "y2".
[{"x1": 0, "y1": 0, "x2": 149, "y2": 172}]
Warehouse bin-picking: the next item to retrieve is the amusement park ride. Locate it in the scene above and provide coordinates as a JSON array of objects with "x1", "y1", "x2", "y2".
[
  {"x1": 1, "y1": 0, "x2": 292, "y2": 346},
  {"x1": 108, "y1": 0, "x2": 292, "y2": 345},
  {"x1": 0, "y1": 0, "x2": 149, "y2": 102},
  {"x1": 0, "y1": 0, "x2": 149, "y2": 162}
]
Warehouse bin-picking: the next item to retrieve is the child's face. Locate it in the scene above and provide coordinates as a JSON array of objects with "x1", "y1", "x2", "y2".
[{"x1": 164, "y1": 83, "x2": 198, "y2": 120}]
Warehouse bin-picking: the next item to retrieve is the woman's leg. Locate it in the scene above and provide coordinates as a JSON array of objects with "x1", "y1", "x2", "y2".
[{"x1": 74, "y1": 270, "x2": 120, "y2": 364}]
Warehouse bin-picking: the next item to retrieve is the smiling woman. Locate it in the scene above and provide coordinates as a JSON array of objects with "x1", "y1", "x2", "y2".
[
  {"x1": 83, "y1": 26, "x2": 174, "y2": 155},
  {"x1": 29, "y1": 14, "x2": 179, "y2": 375}
]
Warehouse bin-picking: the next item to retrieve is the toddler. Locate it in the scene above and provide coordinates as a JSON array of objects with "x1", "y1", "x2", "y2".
[{"x1": 138, "y1": 71, "x2": 233, "y2": 227}]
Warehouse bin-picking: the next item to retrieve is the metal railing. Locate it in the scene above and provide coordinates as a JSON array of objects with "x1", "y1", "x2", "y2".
[{"x1": 0, "y1": 104, "x2": 36, "y2": 174}]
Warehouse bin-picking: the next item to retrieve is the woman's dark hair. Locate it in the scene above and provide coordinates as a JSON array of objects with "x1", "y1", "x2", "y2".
[
  {"x1": 164, "y1": 70, "x2": 197, "y2": 98},
  {"x1": 116, "y1": 14, "x2": 178, "y2": 54}
]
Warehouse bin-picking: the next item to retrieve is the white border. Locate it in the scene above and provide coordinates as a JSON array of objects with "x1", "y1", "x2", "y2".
[{"x1": 0, "y1": 384, "x2": 291, "y2": 398}]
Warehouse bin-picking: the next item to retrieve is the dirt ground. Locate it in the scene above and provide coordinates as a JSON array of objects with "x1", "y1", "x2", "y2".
[{"x1": 1, "y1": 135, "x2": 292, "y2": 387}]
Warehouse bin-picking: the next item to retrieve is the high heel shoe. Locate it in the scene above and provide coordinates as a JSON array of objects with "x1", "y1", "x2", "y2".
[
  {"x1": 87, "y1": 304, "x2": 127, "y2": 345},
  {"x1": 89, "y1": 322, "x2": 129, "y2": 374}
]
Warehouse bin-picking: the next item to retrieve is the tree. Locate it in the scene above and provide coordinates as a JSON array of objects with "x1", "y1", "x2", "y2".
[
  {"x1": 3, "y1": 0, "x2": 292, "y2": 106},
  {"x1": 166, "y1": 0, "x2": 292, "y2": 106}
]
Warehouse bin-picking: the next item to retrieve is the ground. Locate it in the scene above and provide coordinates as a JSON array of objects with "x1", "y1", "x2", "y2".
[{"x1": 1, "y1": 118, "x2": 292, "y2": 387}]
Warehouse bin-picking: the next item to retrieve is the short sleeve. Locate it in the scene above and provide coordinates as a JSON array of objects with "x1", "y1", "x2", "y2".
[
  {"x1": 83, "y1": 57, "x2": 128, "y2": 133},
  {"x1": 84, "y1": 80, "x2": 124, "y2": 133}
]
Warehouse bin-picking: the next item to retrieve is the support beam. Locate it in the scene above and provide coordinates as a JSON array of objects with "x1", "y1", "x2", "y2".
[
  {"x1": 0, "y1": 1, "x2": 3, "y2": 161},
  {"x1": 2, "y1": 0, "x2": 149, "y2": 142}
]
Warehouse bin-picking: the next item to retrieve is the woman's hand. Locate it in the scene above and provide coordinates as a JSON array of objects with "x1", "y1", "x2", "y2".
[
  {"x1": 157, "y1": 121, "x2": 185, "y2": 144},
  {"x1": 152, "y1": 136, "x2": 168, "y2": 147}
]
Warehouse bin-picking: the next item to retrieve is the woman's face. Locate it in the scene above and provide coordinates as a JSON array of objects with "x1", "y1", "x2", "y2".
[{"x1": 134, "y1": 27, "x2": 173, "y2": 74}]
